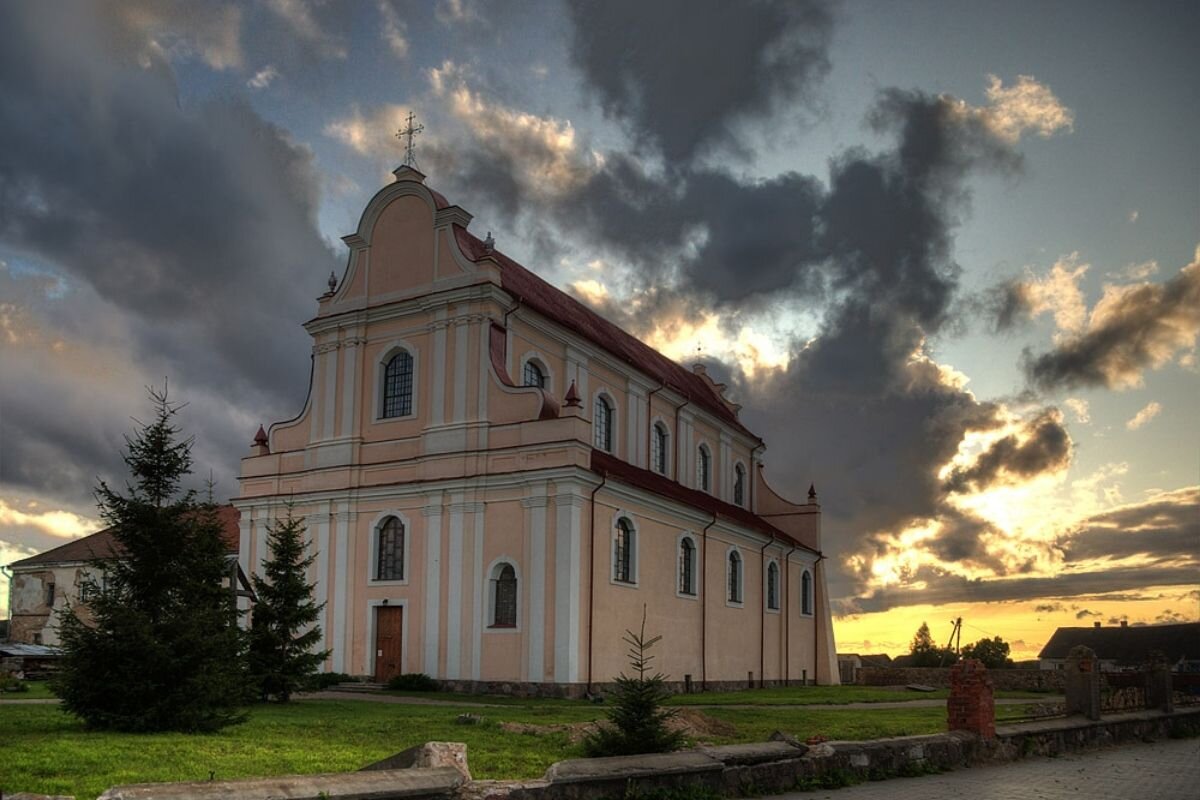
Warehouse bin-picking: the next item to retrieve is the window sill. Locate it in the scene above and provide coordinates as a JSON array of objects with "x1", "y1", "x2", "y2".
[
  {"x1": 610, "y1": 577, "x2": 639, "y2": 589},
  {"x1": 484, "y1": 625, "x2": 521, "y2": 634},
  {"x1": 368, "y1": 578, "x2": 410, "y2": 587},
  {"x1": 676, "y1": 590, "x2": 699, "y2": 601},
  {"x1": 726, "y1": 599, "x2": 745, "y2": 608}
]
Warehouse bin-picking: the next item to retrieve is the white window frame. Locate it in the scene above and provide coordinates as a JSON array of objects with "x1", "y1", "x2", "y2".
[
  {"x1": 610, "y1": 512, "x2": 639, "y2": 587},
  {"x1": 697, "y1": 442, "x2": 713, "y2": 493},
  {"x1": 726, "y1": 546, "x2": 744, "y2": 608},
  {"x1": 518, "y1": 351, "x2": 553, "y2": 392},
  {"x1": 368, "y1": 510, "x2": 413, "y2": 586},
  {"x1": 485, "y1": 557, "x2": 522, "y2": 633},
  {"x1": 765, "y1": 559, "x2": 781, "y2": 613},
  {"x1": 801, "y1": 568, "x2": 814, "y2": 616},
  {"x1": 733, "y1": 460, "x2": 748, "y2": 507},
  {"x1": 676, "y1": 532, "x2": 699, "y2": 600},
  {"x1": 373, "y1": 340, "x2": 420, "y2": 422},
  {"x1": 651, "y1": 418, "x2": 671, "y2": 475},
  {"x1": 593, "y1": 389, "x2": 618, "y2": 454}
]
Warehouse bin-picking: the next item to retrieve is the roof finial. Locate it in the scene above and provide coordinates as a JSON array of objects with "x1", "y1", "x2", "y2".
[
  {"x1": 396, "y1": 110, "x2": 425, "y2": 169},
  {"x1": 564, "y1": 379, "x2": 581, "y2": 407},
  {"x1": 808, "y1": 483, "x2": 818, "y2": 503},
  {"x1": 327, "y1": 271, "x2": 338, "y2": 294},
  {"x1": 483, "y1": 231, "x2": 495, "y2": 253},
  {"x1": 253, "y1": 425, "x2": 268, "y2": 446}
]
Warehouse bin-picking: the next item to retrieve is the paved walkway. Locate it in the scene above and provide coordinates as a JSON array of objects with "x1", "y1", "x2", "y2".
[
  {"x1": 689, "y1": 698, "x2": 1039, "y2": 711},
  {"x1": 761, "y1": 737, "x2": 1200, "y2": 800}
]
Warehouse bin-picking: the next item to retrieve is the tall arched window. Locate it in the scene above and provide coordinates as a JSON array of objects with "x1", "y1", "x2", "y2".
[
  {"x1": 801, "y1": 569, "x2": 814, "y2": 615},
  {"x1": 697, "y1": 444, "x2": 712, "y2": 492},
  {"x1": 734, "y1": 463, "x2": 746, "y2": 506},
  {"x1": 766, "y1": 562, "x2": 779, "y2": 610},
  {"x1": 523, "y1": 360, "x2": 546, "y2": 388},
  {"x1": 651, "y1": 422, "x2": 669, "y2": 474},
  {"x1": 728, "y1": 549, "x2": 743, "y2": 604},
  {"x1": 678, "y1": 536, "x2": 696, "y2": 596},
  {"x1": 490, "y1": 563, "x2": 518, "y2": 628},
  {"x1": 614, "y1": 517, "x2": 635, "y2": 583},
  {"x1": 594, "y1": 395, "x2": 614, "y2": 452},
  {"x1": 382, "y1": 350, "x2": 414, "y2": 418},
  {"x1": 375, "y1": 516, "x2": 405, "y2": 581}
]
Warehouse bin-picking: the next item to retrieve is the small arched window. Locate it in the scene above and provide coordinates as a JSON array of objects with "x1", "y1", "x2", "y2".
[
  {"x1": 728, "y1": 549, "x2": 743, "y2": 604},
  {"x1": 382, "y1": 350, "x2": 414, "y2": 418},
  {"x1": 766, "y1": 562, "x2": 779, "y2": 610},
  {"x1": 523, "y1": 360, "x2": 546, "y2": 388},
  {"x1": 651, "y1": 422, "x2": 669, "y2": 475},
  {"x1": 594, "y1": 395, "x2": 614, "y2": 452},
  {"x1": 679, "y1": 537, "x2": 696, "y2": 596},
  {"x1": 376, "y1": 516, "x2": 405, "y2": 581},
  {"x1": 697, "y1": 444, "x2": 712, "y2": 492},
  {"x1": 490, "y1": 563, "x2": 518, "y2": 628},
  {"x1": 734, "y1": 463, "x2": 746, "y2": 506},
  {"x1": 614, "y1": 518, "x2": 635, "y2": 583},
  {"x1": 801, "y1": 569, "x2": 814, "y2": 616}
]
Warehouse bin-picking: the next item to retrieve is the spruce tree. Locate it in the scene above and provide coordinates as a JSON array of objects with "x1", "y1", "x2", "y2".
[
  {"x1": 54, "y1": 387, "x2": 248, "y2": 732},
  {"x1": 584, "y1": 607, "x2": 684, "y2": 756},
  {"x1": 248, "y1": 505, "x2": 329, "y2": 702}
]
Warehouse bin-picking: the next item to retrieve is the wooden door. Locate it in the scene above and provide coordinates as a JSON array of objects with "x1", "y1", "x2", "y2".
[{"x1": 374, "y1": 606, "x2": 403, "y2": 682}]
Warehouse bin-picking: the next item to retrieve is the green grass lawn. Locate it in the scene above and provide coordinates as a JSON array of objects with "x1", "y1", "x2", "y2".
[
  {"x1": 666, "y1": 685, "x2": 1055, "y2": 705},
  {"x1": 0, "y1": 688, "x2": 1050, "y2": 800},
  {"x1": 0, "y1": 680, "x2": 57, "y2": 700}
]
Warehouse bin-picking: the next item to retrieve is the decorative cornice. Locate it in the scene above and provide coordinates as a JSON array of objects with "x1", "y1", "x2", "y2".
[
  {"x1": 521, "y1": 496, "x2": 550, "y2": 509},
  {"x1": 315, "y1": 342, "x2": 340, "y2": 354}
]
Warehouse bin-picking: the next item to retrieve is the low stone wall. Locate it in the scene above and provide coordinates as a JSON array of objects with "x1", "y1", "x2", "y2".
[
  {"x1": 437, "y1": 678, "x2": 815, "y2": 699},
  {"x1": 857, "y1": 666, "x2": 1065, "y2": 692},
  {"x1": 22, "y1": 708, "x2": 1200, "y2": 800}
]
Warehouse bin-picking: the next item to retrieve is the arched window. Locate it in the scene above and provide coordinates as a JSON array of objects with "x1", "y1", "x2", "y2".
[
  {"x1": 523, "y1": 360, "x2": 546, "y2": 388},
  {"x1": 651, "y1": 422, "x2": 669, "y2": 475},
  {"x1": 766, "y1": 562, "x2": 779, "y2": 610},
  {"x1": 375, "y1": 516, "x2": 405, "y2": 581},
  {"x1": 382, "y1": 350, "x2": 414, "y2": 418},
  {"x1": 490, "y1": 563, "x2": 518, "y2": 628},
  {"x1": 678, "y1": 536, "x2": 696, "y2": 596},
  {"x1": 697, "y1": 444, "x2": 712, "y2": 492},
  {"x1": 728, "y1": 549, "x2": 743, "y2": 604},
  {"x1": 734, "y1": 463, "x2": 746, "y2": 506},
  {"x1": 801, "y1": 569, "x2": 813, "y2": 615},
  {"x1": 594, "y1": 395, "x2": 614, "y2": 452},
  {"x1": 614, "y1": 517, "x2": 635, "y2": 583}
]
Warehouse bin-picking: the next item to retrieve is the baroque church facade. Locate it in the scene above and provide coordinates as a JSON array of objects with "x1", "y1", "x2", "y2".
[{"x1": 235, "y1": 167, "x2": 839, "y2": 691}]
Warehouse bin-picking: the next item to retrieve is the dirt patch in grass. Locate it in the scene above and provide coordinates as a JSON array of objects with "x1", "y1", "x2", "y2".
[{"x1": 500, "y1": 708, "x2": 737, "y2": 744}]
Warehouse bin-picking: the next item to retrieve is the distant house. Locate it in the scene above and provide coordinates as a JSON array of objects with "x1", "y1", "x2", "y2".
[
  {"x1": 1038, "y1": 621, "x2": 1200, "y2": 672},
  {"x1": 837, "y1": 652, "x2": 893, "y2": 683},
  {"x1": 4, "y1": 505, "x2": 244, "y2": 646}
]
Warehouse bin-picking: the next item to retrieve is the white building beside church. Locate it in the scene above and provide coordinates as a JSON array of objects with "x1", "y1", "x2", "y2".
[{"x1": 234, "y1": 166, "x2": 839, "y2": 693}]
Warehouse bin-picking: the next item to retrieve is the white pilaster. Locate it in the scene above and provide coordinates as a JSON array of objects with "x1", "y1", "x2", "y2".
[
  {"x1": 554, "y1": 488, "x2": 584, "y2": 683},
  {"x1": 471, "y1": 506, "x2": 485, "y2": 681},
  {"x1": 524, "y1": 488, "x2": 548, "y2": 681},
  {"x1": 423, "y1": 499, "x2": 444, "y2": 675},
  {"x1": 453, "y1": 318, "x2": 469, "y2": 422},
  {"x1": 339, "y1": 335, "x2": 363, "y2": 437},
  {"x1": 431, "y1": 312, "x2": 448, "y2": 426},
  {"x1": 313, "y1": 502, "x2": 331, "y2": 658},
  {"x1": 332, "y1": 506, "x2": 351, "y2": 674},
  {"x1": 446, "y1": 495, "x2": 465, "y2": 679}
]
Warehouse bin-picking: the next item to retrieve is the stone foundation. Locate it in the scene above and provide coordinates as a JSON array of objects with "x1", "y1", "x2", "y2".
[{"x1": 434, "y1": 678, "x2": 816, "y2": 699}]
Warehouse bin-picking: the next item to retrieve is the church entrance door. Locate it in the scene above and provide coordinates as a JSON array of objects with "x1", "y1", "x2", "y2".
[{"x1": 374, "y1": 606, "x2": 403, "y2": 682}]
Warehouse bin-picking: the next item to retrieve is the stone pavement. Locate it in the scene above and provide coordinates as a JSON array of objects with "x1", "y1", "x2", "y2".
[{"x1": 762, "y1": 737, "x2": 1200, "y2": 800}]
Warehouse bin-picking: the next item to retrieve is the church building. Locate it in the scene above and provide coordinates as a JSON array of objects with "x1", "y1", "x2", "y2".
[{"x1": 235, "y1": 166, "x2": 839, "y2": 692}]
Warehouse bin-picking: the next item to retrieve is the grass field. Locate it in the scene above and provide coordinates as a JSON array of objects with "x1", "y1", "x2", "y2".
[{"x1": 0, "y1": 684, "x2": 1050, "y2": 800}]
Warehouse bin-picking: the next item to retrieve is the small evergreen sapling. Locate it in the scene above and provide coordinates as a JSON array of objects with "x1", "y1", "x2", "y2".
[
  {"x1": 55, "y1": 387, "x2": 247, "y2": 732},
  {"x1": 584, "y1": 607, "x2": 684, "y2": 756},
  {"x1": 248, "y1": 505, "x2": 330, "y2": 702}
]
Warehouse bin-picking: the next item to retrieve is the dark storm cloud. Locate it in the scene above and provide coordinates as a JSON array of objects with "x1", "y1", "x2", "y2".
[
  {"x1": 1034, "y1": 602, "x2": 1065, "y2": 613},
  {"x1": 565, "y1": 0, "x2": 833, "y2": 166},
  {"x1": 0, "y1": 2, "x2": 335, "y2": 500},
  {"x1": 1022, "y1": 258, "x2": 1200, "y2": 391},
  {"x1": 942, "y1": 409, "x2": 1071, "y2": 494},
  {"x1": 843, "y1": 562, "x2": 1199, "y2": 615},
  {"x1": 1056, "y1": 487, "x2": 1200, "y2": 563},
  {"x1": 839, "y1": 488, "x2": 1200, "y2": 613}
]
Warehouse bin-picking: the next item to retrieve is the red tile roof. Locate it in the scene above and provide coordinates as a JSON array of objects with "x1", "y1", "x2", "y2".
[
  {"x1": 9, "y1": 505, "x2": 241, "y2": 568},
  {"x1": 454, "y1": 226, "x2": 760, "y2": 441},
  {"x1": 590, "y1": 450, "x2": 818, "y2": 554}
]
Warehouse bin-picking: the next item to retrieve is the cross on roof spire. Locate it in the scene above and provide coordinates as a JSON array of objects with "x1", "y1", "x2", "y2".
[{"x1": 396, "y1": 110, "x2": 424, "y2": 169}]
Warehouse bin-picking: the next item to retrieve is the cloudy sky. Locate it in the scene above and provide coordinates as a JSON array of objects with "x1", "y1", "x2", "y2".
[{"x1": 2, "y1": 0, "x2": 1196, "y2": 658}]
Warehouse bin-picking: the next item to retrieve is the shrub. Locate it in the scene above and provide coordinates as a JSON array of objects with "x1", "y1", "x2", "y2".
[
  {"x1": 387, "y1": 673, "x2": 440, "y2": 692},
  {"x1": 583, "y1": 607, "x2": 684, "y2": 757},
  {"x1": 304, "y1": 672, "x2": 354, "y2": 691},
  {"x1": 0, "y1": 673, "x2": 29, "y2": 693}
]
